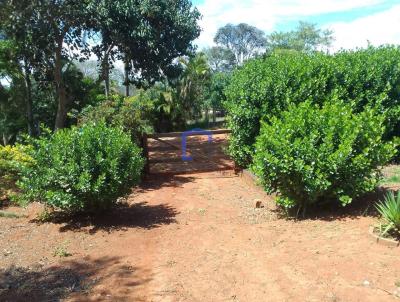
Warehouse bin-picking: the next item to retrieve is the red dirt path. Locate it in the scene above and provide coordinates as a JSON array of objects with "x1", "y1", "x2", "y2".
[{"x1": 1, "y1": 135, "x2": 400, "y2": 301}]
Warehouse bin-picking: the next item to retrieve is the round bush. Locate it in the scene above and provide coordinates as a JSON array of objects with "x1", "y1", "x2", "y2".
[
  {"x1": 252, "y1": 100, "x2": 397, "y2": 214},
  {"x1": 18, "y1": 123, "x2": 144, "y2": 212}
]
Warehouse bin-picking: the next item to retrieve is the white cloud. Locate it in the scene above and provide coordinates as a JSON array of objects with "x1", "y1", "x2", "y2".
[
  {"x1": 328, "y1": 4, "x2": 400, "y2": 50},
  {"x1": 195, "y1": 0, "x2": 396, "y2": 49}
]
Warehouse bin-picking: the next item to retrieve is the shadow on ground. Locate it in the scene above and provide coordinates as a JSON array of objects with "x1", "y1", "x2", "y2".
[
  {"x1": 272, "y1": 187, "x2": 394, "y2": 222},
  {"x1": 137, "y1": 174, "x2": 197, "y2": 193},
  {"x1": 31, "y1": 201, "x2": 179, "y2": 234},
  {"x1": 0, "y1": 256, "x2": 151, "y2": 302}
]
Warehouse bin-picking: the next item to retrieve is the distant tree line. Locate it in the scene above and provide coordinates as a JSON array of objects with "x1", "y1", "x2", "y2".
[{"x1": 204, "y1": 21, "x2": 334, "y2": 72}]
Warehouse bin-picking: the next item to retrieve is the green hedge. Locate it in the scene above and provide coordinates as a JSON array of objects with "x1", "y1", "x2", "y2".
[
  {"x1": 252, "y1": 101, "x2": 397, "y2": 214},
  {"x1": 225, "y1": 46, "x2": 400, "y2": 166},
  {"x1": 18, "y1": 123, "x2": 144, "y2": 213}
]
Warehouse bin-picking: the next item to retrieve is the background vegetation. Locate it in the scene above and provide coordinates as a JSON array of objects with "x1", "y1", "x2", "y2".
[
  {"x1": 225, "y1": 46, "x2": 400, "y2": 166},
  {"x1": 1, "y1": 0, "x2": 399, "y2": 217}
]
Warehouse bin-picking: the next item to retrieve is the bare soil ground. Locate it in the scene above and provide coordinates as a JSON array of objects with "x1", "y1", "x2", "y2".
[{"x1": 1, "y1": 135, "x2": 400, "y2": 302}]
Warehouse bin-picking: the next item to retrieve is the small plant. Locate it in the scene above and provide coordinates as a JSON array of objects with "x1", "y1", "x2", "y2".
[
  {"x1": 376, "y1": 191, "x2": 400, "y2": 237},
  {"x1": 36, "y1": 208, "x2": 53, "y2": 222},
  {"x1": 53, "y1": 242, "x2": 72, "y2": 258}
]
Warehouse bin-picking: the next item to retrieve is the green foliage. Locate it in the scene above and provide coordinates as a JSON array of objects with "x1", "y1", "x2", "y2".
[
  {"x1": 176, "y1": 53, "x2": 211, "y2": 121},
  {"x1": 18, "y1": 123, "x2": 144, "y2": 213},
  {"x1": 376, "y1": 191, "x2": 400, "y2": 237},
  {"x1": 64, "y1": 63, "x2": 105, "y2": 122},
  {"x1": 214, "y1": 23, "x2": 266, "y2": 66},
  {"x1": 0, "y1": 144, "x2": 34, "y2": 200},
  {"x1": 79, "y1": 85, "x2": 186, "y2": 140},
  {"x1": 1, "y1": 0, "x2": 201, "y2": 130},
  {"x1": 225, "y1": 46, "x2": 400, "y2": 166},
  {"x1": 208, "y1": 72, "x2": 231, "y2": 111},
  {"x1": 79, "y1": 94, "x2": 154, "y2": 143},
  {"x1": 0, "y1": 144, "x2": 34, "y2": 177},
  {"x1": 203, "y1": 46, "x2": 235, "y2": 72},
  {"x1": 267, "y1": 21, "x2": 334, "y2": 53},
  {"x1": 252, "y1": 101, "x2": 397, "y2": 213},
  {"x1": 0, "y1": 40, "x2": 28, "y2": 144},
  {"x1": 53, "y1": 242, "x2": 72, "y2": 258},
  {"x1": 96, "y1": 0, "x2": 201, "y2": 86}
]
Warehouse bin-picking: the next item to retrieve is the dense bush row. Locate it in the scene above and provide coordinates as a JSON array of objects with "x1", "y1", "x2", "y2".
[
  {"x1": 225, "y1": 46, "x2": 400, "y2": 166},
  {"x1": 253, "y1": 101, "x2": 397, "y2": 214},
  {"x1": 18, "y1": 123, "x2": 144, "y2": 213}
]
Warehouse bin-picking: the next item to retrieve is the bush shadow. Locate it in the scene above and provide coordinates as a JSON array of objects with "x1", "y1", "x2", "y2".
[
  {"x1": 0, "y1": 256, "x2": 151, "y2": 302},
  {"x1": 31, "y1": 201, "x2": 179, "y2": 234},
  {"x1": 137, "y1": 174, "x2": 196, "y2": 193},
  {"x1": 272, "y1": 187, "x2": 395, "y2": 222}
]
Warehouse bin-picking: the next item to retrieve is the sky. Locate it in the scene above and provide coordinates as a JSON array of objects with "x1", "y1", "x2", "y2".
[{"x1": 192, "y1": 0, "x2": 400, "y2": 51}]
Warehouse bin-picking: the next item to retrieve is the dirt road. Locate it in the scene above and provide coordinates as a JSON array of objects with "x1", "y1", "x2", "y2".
[{"x1": 1, "y1": 133, "x2": 400, "y2": 301}]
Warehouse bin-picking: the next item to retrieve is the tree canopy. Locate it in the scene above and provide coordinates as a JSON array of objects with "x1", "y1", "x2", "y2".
[
  {"x1": 214, "y1": 23, "x2": 267, "y2": 66},
  {"x1": 0, "y1": 0, "x2": 201, "y2": 130},
  {"x1": 267, "y1": 21, "x2": 334, "y2": 53}
]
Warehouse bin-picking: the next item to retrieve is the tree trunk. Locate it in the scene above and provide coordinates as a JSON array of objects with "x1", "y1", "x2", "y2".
[
  {"x1": 54, "y1": 37, "x2": 68, "y2": 130},
  {"x1": 212, "y1": 107, "x2": 217, "y2": 124},
  {"x1": 103, "y1": 51, "x2": 110, "y2": 98},
  {"x1": 124, "y1": 55, "x2": 130, "y2": 97},
  {"x1": 2, "y1": 132, "x2": 14, "y2": 146},
  {"x1": 104, "y1": 67, "x2": 110, "y2": 98},
  {"x1": 205, "y1": 107, "x2": 209, "y2": 127},
  {"x1": 2, "y1": 133, "x2": 9, "y2": 146},
  {"x1": 23, "y1": 63, "x2": 35, "y2": 136}
]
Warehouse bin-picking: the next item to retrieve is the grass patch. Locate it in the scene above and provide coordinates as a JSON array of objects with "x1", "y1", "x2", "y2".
[
  {"x1": 381, "y1": 165, "x2": 400, "y2": 185},
  {"x1": 0, "y1": 210, "x2": 26, "y2": 219},
  {"x1": 53, "y1": 242, "x2": 72, "y2": 258}
]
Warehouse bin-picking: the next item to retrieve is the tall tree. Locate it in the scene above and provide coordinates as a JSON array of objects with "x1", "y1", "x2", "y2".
[
  {"x1": 1, "y1": 0, "x2": 97, "y2": 130},
  {"x1": 268, "y1": 21, "x2": 334, "y2": 53},
  {"x1": 0, "y1": 41, "x2": 27, "y2": 144},
  {"x1": 214, "y1": 23, "x2": 267, "y2": 66},
  {"x1": 203, "y1": 46, "x2": 235, "y2": 72},
  {"x1": 2, "y1": 0, "x2": 200, "y2": 129},
  {"x1": 0, "y1": 2, "x2": 43, "y2": 136},
  {"x1": 176, "y1": 54, "x2": 211, "y2": 120},
  {"x1": 207, "y1": 72, "x2": 230, "y2": 123},
  {"x1": 94, "y1": 0, "x2": 201, "y2": 97}
]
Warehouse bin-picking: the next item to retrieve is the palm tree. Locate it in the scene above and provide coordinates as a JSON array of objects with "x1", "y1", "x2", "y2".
[{"x1": 176, "y1": 53, "x2": 211, "y2": 121}]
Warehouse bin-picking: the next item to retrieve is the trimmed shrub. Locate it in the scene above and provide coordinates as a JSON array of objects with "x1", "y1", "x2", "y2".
[
  {"x1": 18, "y1": 123, "x2": 144, "y2": 212},
  {"x1": 252, "y1": 100, "x2": 397, "y2": 214},
  {"x1": 225, "y1": 46, "x2": 400, "y2": 166}
]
